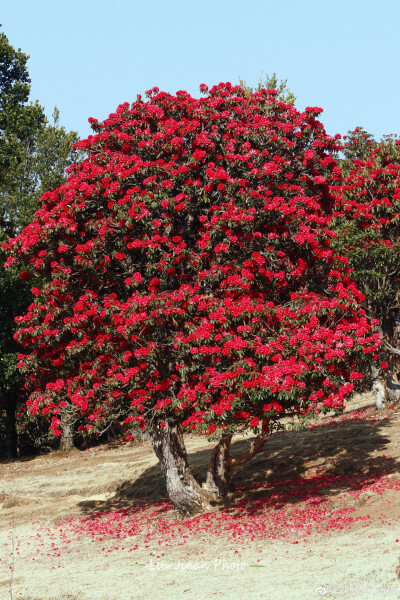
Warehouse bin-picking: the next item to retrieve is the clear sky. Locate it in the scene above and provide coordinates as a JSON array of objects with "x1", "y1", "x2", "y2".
[{"x1": 2, "y1": 0, "x2": 399, "y2": 142}]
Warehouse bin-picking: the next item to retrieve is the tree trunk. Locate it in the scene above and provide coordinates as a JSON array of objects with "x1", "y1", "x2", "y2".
[
  {"x1": 371, "y1": 363, "x2": 400, "y2": 409},
  {"x1": 386, "y1": 375, "x2": 400, "y2": 404},
  {"x1": 205, "y1": 420, "x2": 270, "y2": 498},
  {"x1": 371, "y1": 316, "x2": 400, "y2": 409},
  {"x1": 372, "y1": 374, "x2": 387, "y2": 410},
  {"x1": 152, "y1": 421, "x2": 213, "y2": 516},
  {"x1": 59, "y1": 407, "x2": 76, "y2": 452},
  {"x1": 205, "y1": 434, "x2": 233, "y2": 498}
]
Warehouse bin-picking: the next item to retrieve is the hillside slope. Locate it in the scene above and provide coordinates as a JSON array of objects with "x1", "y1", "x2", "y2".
[{"x1": 1, "y1": 393, "x2": 400, "y2": 600}]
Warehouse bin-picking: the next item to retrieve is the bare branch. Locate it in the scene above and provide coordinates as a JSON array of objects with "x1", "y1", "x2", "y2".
[
  {"x1": 229, "y1": 419, "x2": 269, "y2": 467},
  {"x1": 385, "y1": 341, "x2": 400, "y2": 357}
]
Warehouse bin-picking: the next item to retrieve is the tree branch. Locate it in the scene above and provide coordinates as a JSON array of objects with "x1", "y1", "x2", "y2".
[
  {"x1": 229, "y1": 419, "x2": 269, "y2": 466},
  {"x1": 384, "y1": 341, "x2": 400, "y2": 357}
]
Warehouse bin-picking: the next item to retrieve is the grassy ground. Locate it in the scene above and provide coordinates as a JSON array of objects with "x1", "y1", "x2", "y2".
[{"x1": 1, "y1": 392, "x2": 400, "y2": 600}]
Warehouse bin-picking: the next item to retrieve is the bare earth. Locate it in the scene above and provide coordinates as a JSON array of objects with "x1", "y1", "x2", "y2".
[{"x1": 1, "y1": 392, "x2": 400, "y2": 600}]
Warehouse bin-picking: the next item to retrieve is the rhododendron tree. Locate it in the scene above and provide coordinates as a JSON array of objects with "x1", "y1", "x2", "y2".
[
  {"x1": 5, "y1": 83, "x2": 382, "y2": 515},
  {"x1": 333, "y1": 131, "x2": 400, "y2": 407}
]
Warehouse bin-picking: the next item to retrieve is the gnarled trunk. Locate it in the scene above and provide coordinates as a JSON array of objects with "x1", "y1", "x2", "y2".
[
  {"x1": 152, "y1": 421, "x2": 212, "y2": 516},
  {"x1": 59, "y1": 407, "x2": 76, "y2": 452},
  {"x1": 205, "y1": 420, "x2": 270, "y2": 499},
  {"x1": 372, "y1": 377, "x2": 387, "y2": 410},
  {"x1": 205, "y1": 434, "x2": 233, "y2": 498}
]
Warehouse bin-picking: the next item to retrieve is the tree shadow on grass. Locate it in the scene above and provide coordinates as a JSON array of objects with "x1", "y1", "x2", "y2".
[
  {"x1": 77, "y1": 408, "x2": 399, "y2": 519},
  {"x1": 230, "y1": 412, "x2": 397, "y2": 514}
]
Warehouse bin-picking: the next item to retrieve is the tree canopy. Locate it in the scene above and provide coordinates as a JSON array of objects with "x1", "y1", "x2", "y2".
[{"x1": 5, "y1": 83, "x2": 382, "y2": 512}]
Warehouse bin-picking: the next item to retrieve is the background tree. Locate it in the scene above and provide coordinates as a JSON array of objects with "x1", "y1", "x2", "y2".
[
  {"x1": 332, "y1": 130, "x2": 400, "y2": 407},
  {"x1": 2, "y1": 106, "x2": 81, "y2": 232},
  {"x1": 238, "y1": 71, "x2": 296, "y2": 104},
  {"x1": 6, "y1": 83, "x2": 381, "y2": 514},
  {"x1": 0, "y1": 28, "x2": 81, "y2": 457}
]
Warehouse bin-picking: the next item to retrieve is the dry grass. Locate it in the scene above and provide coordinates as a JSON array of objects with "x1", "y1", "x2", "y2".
[{"x1": 1, "y1": 392, "x2": 400, "y2": 600}]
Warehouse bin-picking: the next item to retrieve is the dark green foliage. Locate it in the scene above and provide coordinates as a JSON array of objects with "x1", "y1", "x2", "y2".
[{"x1": 0, "y1": 28, "x2": 81, "y2": 457}]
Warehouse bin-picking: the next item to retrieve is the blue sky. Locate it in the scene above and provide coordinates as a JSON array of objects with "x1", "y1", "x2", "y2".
[{"x1": 2, "y1": 0, "x2": 399, "y2": 141}]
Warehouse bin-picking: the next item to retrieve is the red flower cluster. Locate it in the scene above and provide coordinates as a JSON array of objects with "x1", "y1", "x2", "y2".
[{"x1": 332, "y1": 131, "x2": 400, "y2": 361}]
